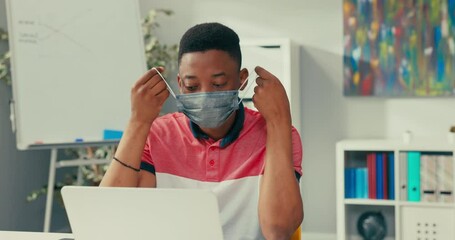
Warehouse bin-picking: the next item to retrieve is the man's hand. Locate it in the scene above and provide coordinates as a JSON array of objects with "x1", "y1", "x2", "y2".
[
  {"x1": 252, "y1": 66, "x2": 291, "y2": 126},
  {"x1": 130, "y1": 67, "x2": 170, "y2": 125}
]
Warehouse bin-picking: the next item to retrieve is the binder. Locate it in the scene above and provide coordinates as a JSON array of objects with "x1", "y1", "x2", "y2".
[
  {"x1": 382, "y1": 153, "x2": 388, "y2": 199},
  {"x1": 408, "y1": 151, "x2": 421, "y2": 202},
  {"x1": 362, "y1": 168, "x2": 368, "y2": 198},
  {"x1": 355, "y1": 168, "x2": 368, "y2": 198},
  {"x1": 420, "y1": 155, "x2": 437, "y2": 202},
  {"x1": 388, "y1": 152, "x2": 395, "y2": 200},
  {"x1": 376, "y1": 153, "x2": 384, "y2": 199},
  {"x1": 399, "y1": 152, "x2": 408, "y2": 201},
  {"x1": 355, "y1": 168, "x2": 362, "y2": 198},
  {"x1": 436, "y1": 155, "x2": 454, "y2": 203},
  {"x1": 367, "y1": 153, "x2": 377, "y2": 199},
  {"x1": 345, "y1": 168, "x2": 356, "y2": 198}
]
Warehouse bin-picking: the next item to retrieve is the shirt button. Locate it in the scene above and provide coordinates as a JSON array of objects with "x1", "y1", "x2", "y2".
[{"x1": 209, "y1": 160, "x2": 215, "y2": 166}]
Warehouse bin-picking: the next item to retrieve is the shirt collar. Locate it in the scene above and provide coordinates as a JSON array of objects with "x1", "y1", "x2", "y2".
[{"x1": 189, "y1": 102, "x2": 245, "y2": 148}]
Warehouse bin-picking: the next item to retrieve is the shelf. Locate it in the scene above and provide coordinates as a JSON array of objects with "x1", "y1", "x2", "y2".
[
  {"x1": 337, "y1": 140, "x2": 397, "y2": 151},
  {"x1": 344, "y1": 199, "x2": 455, "y2": 208},
  {"x1": 337, "y1": 139, "x2": 455, "y2": 240},
  {"x1": 337, "y1": 139, "x2": 455, "y2": 152},
  {"x1": 399, "y1": 201, "x2": 455, "y2": 208},
  {"x1": 344, "y1": 199, "x2": 396, "y2": 206}
]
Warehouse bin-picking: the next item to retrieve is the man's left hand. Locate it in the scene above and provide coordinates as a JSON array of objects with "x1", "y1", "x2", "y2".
[{"x1": 252, "y1": 66, "x2": 291, "y2": 126}]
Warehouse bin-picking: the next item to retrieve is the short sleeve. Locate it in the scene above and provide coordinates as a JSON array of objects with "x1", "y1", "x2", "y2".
[
  {"x1": 140, "y1": 137, "x2": 156, "y2": 174},
  {"x1": 291, "y1": 127, "x2": 303, "y2": 181}
]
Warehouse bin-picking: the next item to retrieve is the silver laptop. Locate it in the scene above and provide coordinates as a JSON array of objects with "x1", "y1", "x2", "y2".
[{"x1": 61, "y1": 186, "x2": 224, "y2": 240}]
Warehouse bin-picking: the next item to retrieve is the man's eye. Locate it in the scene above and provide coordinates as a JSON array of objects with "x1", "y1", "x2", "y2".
[
  {"x1": 186, "y1": 86, "x2": 198, "y2": 91},
  {"x1": 213, "y1": 83, "x2": 226, "y2": 88}
]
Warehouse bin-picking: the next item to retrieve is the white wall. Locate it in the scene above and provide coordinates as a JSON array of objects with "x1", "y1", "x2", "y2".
[{"x1": 1, "y1": 0, "x2": 454, "y2": 235}]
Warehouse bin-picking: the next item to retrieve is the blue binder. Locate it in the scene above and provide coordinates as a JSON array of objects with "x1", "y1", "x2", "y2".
[
  {"x1": 388, "y1": 152, "x2": 395, "y2": 200},
  {"x1": 407, "y1": 151, "x2": 421, "y2": 201},
  {"x1": 356, "y1": 168, "x2": 368, "y2": 198},
  {"x1": 345, "y1": 168, "x2": 356, "y2": 198},
  {"x1": 376, "y1": 153, "x2": 384, "y2": 199}
]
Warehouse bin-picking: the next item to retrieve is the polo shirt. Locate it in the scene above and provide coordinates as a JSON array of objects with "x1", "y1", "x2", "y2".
[{"x1": 141, "y1": 104, "x2": 303, "y2": 240}]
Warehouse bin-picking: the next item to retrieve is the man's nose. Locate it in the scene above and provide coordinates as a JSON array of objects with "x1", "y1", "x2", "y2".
[{"x1": 199, "y1": 83, "x2": 214, "y2": 93}]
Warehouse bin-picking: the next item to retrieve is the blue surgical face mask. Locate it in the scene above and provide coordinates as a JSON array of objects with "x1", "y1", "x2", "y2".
[
  {"x1": 176, "y1": 90, "x2": 240, "y2": 128},
  {"x1": 153, "y1": 68, "x2": 249, "y2": 129}
]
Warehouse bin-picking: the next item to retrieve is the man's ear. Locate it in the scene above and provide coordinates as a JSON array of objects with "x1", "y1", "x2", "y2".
[{"x1": 239, "y1": 68, "x2": 249, "y2": 90}]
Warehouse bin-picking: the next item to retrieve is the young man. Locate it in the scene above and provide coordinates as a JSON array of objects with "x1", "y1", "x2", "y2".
[{"x1": 100, "y1": 22, "x2": 303, "y2": 240}]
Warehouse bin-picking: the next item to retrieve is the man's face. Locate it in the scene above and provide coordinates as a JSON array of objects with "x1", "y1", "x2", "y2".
[{"x1": 178, "y1": 50, "x2": 241, "y2": 94}]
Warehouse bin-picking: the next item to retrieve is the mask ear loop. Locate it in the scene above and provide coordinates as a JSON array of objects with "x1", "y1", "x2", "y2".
[
  {"x1": 152, "y1": 67, "x2": 176, "y2": 99},
  {"x1": 238, "y1": 74, "x2": 257, "y2": 104}
]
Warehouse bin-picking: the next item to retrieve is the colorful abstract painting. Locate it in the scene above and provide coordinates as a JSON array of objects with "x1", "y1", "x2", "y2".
[{"x1": 343, "y1": 0, "x2": 455, "y2": 96}]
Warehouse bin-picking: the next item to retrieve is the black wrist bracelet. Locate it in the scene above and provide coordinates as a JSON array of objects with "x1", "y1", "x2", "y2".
[{"x1": 113, "y1": 156, "x2": 140, "y2": 172}]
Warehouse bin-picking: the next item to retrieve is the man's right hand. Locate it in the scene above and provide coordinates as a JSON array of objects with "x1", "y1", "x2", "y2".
[
  {"x1": 130, "y1": 67, "x2": 170, "y2": 125},
  {"x1": 100, "y1": 67, "x2": 166, "y2": 188}
]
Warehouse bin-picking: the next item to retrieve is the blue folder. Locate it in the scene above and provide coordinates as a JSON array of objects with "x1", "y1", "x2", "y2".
[
  {"x1": 407, "y1": 151, "x2": 421, "y2": 202},
  {"x1": 355, "y1": 168, "x2": 368, "y2": 199},
  {"x1": 376, "y1": 153, "x2": 384, "y2": 199},
  {"x1": 345, "y1": 168, "x2": 356, "y2": 198},
  {"x1": 388, "y1": 152, "x2": 395, "y2": 200},
  {"x1": 103, "y1": 129, "x2": 123, "y2": 140}
]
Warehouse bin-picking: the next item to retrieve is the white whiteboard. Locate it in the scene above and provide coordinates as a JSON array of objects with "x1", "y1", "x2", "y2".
[{"x1": 6, "y1": 0, "x2": 146, "y2": 150}]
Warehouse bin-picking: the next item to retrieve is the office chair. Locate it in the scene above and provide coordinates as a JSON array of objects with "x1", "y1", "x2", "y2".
[{"x1": 291, "y1": 226, "x2": 301, "y2": 240}]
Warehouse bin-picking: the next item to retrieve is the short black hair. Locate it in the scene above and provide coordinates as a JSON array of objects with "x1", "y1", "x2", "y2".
[{"x1": 178, "y1": 22, "x2": 242, "y2": 69}]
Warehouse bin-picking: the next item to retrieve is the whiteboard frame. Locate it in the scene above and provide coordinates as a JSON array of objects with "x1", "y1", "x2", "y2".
[{"x1": 6, "y1": 0, "x2": 147, "y2": 150}]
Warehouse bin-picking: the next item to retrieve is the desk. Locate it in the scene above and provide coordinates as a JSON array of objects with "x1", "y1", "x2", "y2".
[
  {"x1": 0, "y1": 231, "x2": 74, "y2": 240},
  {"x1": 0, "y1": 230, "x2": 332, "y2": 240}
]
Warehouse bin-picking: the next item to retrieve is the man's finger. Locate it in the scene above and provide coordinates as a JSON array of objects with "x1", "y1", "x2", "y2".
[
  {"x1": 133, "y1": 67, "x2": 165, "y2": 88},
  {"x1": 143, "y1": 74, "x2": 163, "y2": 90},
  {"x1": 155, "y1": 86, "x2": 170, "y2": 100},
  {"x1": 148, "y1": 81, "x2": 168, "y2": 96},
  {"x1": 254, "y1": 85, "x2": 260, "y2": 94},
  {"x1": 256, "y1": 77, "x2": 264, "y2": 87},
  {"x1": 254, "y1": 66, "x2": 277, "y2": 80}
]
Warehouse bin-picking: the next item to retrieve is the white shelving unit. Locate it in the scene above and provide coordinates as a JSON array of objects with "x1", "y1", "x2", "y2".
[{"x1": 337, "y1": 139, "x2": 455, "y2": 240}]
